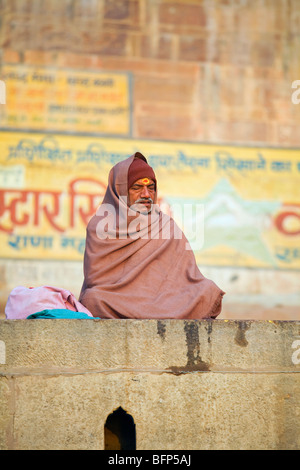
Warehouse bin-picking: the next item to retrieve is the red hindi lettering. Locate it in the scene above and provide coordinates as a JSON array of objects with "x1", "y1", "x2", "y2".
[
  {"x1": 274, "y1": 203, "x2": 300, "y2": 236},
  {"x1": 0, "y1": 189, "x2": 30, "y2": 233},
  {"x1": 32, "y1": 190, "x2": 65, "y2": 232},
  {"x1": 0, "y1": 188, "x2": 65, "y2": 233},
  {"x1": 68, "y1": 178, "x2": 106, "y2": 228}
]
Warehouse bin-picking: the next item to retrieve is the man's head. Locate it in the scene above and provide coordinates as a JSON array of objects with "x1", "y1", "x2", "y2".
[{"x1": 127, "y1": 157, "x2": 156, "y2": 214}]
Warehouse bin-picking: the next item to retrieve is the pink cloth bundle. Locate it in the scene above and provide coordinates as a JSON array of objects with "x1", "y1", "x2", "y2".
[{"x1": 5, "y1": 285, "x2": 93, "y2": 319}]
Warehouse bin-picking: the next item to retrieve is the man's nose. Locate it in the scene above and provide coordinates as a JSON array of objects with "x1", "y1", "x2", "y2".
[{"x1": 141, "y1": 185, "x2": 150, "y2": 197}]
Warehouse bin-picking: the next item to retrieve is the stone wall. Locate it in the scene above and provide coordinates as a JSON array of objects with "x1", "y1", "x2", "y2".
[
  {"x1": 0, "y1": 319, "x2": 299, "y2": 450},
  {"x1": 1, "y1": 0, "x2": 299, "y2": 145}
]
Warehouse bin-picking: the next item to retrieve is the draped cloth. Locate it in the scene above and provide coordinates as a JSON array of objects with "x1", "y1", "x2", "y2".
[{"x1": 79, "y1": 152, "x2": 225, "y2": 319}]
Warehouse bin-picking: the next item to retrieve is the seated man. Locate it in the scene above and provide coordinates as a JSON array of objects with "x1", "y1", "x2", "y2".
[{"x1": 79, "y1": 152, "x2": 224, "y2": 319}]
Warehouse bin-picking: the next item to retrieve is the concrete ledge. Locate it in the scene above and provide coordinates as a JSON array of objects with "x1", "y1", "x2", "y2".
[{"x1": 1, "y1": 319, "x2": 300, "y2": 450}]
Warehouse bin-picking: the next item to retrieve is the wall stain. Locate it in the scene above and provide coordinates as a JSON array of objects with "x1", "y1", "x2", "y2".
[
  {"x1": 157, "y1": 321, "x2": 166, "y2": 341},
  {"x1": 205, "y1": 321, "x2": 213, "y2": 344},
  {"x1": 234, "y1": 321, "x2": 251, "y2": 347},
  {"x1": 168, "y1": 321, "x2": 210, "y2": 375}
]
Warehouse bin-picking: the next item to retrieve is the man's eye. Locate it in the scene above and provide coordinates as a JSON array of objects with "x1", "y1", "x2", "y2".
[{"x1": 131, "y1": 185, "x2": 155, "y2": 191}]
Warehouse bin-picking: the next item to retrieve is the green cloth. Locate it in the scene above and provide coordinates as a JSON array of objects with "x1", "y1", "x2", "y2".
[{"x1": 27, "y1": 309, "x2": 100, "y2": 319}]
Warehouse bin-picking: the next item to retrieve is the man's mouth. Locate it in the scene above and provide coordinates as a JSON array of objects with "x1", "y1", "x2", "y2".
[
  {"x1": 131, "y1": 198, "x2": 153, "y2": 213},
  {"x1": 136, "y1": 198, "x2": 153, "y2": 205}
]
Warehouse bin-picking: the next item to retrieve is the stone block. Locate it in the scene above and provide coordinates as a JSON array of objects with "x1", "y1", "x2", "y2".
[
  {"x1": 134, "y1": 76, "x2": 196, "y2": 104},
  {"x1": 178, "y1": 36, "x2": 206, "y2": 62},
  {"x1": 158, "y1": 3, "x2": 206, "y2": 29},
  {"x1": 0, "y1": 319, "x2": 299, "y2": 449},
  {"x1": 103, "y1": 0, "x2": 139, "y2": 23},
  {"x1": 0, "y1": 378, "x2": 11, "y2": 450},
  {"x1": 139, "y1": 33, "x2": 174, "y2": 60}
]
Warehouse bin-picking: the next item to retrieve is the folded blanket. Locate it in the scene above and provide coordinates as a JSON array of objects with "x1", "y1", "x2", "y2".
[
  {"x1": 27, "y1": 309, "x2": 100, "y2": 319},
  {"x1": 5, "y1": 285, "x2": 94, "y2": 319}
]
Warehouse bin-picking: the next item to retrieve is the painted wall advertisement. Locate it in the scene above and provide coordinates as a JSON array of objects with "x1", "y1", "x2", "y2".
[
  {"x1": 0, "y1": 131, "x2": 300, "y2": 269},
  {"x1": 0, "y1": 64, "x2": 299, "y2": 269},
  {"x1": 0, "y1": 64, "x2": 131, "y2": 136}
]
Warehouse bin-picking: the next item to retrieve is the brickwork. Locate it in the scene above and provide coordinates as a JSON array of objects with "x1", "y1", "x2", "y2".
[
  {"x1": 0, "y1": 0, "x2": 299, "y2": 145},
  {"x1": 0, "y1": 1, "x2": 299, "y2": 321}
]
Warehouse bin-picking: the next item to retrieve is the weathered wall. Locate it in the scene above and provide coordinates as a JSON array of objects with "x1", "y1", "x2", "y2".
[
  {"x1": 1, "y1": 0, "x2": 299, "y2": 144},
  {"x1": 1, "y1": 319, "x2": 300, "y2": 450},
  {"x1": 0, "y1": 0, "x2": 300, "y2": 319}
]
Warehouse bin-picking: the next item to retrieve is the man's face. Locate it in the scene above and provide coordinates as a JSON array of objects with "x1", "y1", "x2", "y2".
[{"x1": 128, "y1": 178, "x2": 156, "y2": 214}]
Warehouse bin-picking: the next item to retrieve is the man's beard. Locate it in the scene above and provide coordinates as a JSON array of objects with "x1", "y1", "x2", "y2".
[{"x1": 129, "y1": 197, "x2": 154, "y2": 214}]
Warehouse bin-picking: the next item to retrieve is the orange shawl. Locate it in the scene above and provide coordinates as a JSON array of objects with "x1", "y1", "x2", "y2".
[{"x1": 79, "y1": 152, "x2": 224, "y2": 319}]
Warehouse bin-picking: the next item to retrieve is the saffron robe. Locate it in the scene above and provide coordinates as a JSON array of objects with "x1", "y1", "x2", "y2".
[{"x1": 79, "y1": 152, "x2": 225, "y2": 319}]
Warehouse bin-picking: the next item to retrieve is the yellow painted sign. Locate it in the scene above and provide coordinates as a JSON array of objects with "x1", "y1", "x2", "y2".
[
  {"x1": 0, "y1": 65, "x2": 131, "y2": 136},
  {"x1": 0, "y1": 131, "x2": 300, "y2": 269}
]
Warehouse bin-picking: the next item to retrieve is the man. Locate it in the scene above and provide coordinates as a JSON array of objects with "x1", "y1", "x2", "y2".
[{"x1": 79, "y1": 152, "x2": 224, "y2": 319}]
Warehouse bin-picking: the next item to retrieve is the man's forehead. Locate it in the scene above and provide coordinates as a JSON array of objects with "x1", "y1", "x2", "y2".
[{"x1": 131, "y1": 177, "x2": 155, "y2": 186}]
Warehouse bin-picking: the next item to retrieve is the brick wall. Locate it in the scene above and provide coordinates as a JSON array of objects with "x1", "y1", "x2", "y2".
[
  {"x1": 1, "y1": 0, "x2": 300, "y2": 145},
  {"x1": 0, "y1": 0, "x2": 299, "y2": 320}
]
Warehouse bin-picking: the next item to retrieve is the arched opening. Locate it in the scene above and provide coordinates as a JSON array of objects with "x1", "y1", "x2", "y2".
[{"x1": 104, "y1": 407, "x2": 136, "y2": 450}]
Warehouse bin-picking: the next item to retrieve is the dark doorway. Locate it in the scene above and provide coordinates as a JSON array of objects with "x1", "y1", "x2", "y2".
[{"x1": 104, "y1": 407, "x2": 136, "y2": 450}]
